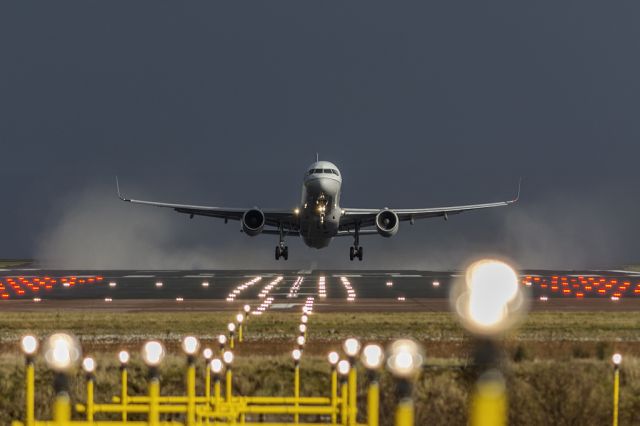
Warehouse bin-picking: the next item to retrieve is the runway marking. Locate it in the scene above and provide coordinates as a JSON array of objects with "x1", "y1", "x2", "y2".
[
  {"x1": 271, "y1": 303, "x2": 296, "y2": 309},
  {"x1": 183, "y1": 275, "x2": 214, "y2": 278},
  {"x1": 332, "y1": 274, "x2": 361, "y2": 278},
  {"x1": 605, "y1": 270, "x2": 640, "y2": 276},
  {"x1": 391, "y1": 274, "x2": 422, "y2": 278},
  {"x1": 123, "y1": 275, "x2": 155, "y2": 278}
]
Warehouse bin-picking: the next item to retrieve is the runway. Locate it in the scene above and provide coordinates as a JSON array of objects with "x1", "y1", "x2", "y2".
[{"x1": 1, "y1": 268, "x2": 640, "y2": 311}]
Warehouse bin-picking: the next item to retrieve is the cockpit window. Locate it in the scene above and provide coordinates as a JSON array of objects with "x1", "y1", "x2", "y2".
[{"x1": 323, "y1": 169, "x2": 332, "y2": 174}]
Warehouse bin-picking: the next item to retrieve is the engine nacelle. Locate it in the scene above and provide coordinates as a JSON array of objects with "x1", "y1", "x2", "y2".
[
  {"x1": 375, "y1": 209, "x2": 399, "y2": 237},
  {"x1": 242, "y1": 209, "x2": 265, "y2": 236}
]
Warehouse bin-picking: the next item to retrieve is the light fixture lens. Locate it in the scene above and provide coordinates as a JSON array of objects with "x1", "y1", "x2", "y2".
[
  {"x1": 362, "y1": 344, "x2": 384, "y2": 369},
  {"x1": 21, "y1": 335, "x2": 38, "y2": 355},
  {"x1": 236, "y1": 313, "x2": 244, "y2": 323},
  {"x1": 386, "y1": 339, "x2": 424, "y2": 380},
  {"x1": 210, "y1": 358, "x2": 224, "y2": 374},
  {"x1": 228, "y1": 323, "x2": 236, "y2": 332},
  {"x1": 203, "y1": 348, "x2": 213, "y2": 360},
  {"x1": 223, "y1": 350, "x2": 234, "y2": 365},
  {"x1": 243, "y1": 304, "x2": 251, "y2": 313},
  {"x1": 343, "y1": 338, "x2": 361, "y2": 357},
  {"x1": 118, "y1": 350, "x2": 130, "y2": 365},
  {"x1": 301, "y1": 315, "x2": 308, "y2": 324},
  {"x1": 296, "y1": 335, "x2": 305, "y2": 346},
  {"x1": 337, "y1": 360, "x2": 350, "y2": 376},
  {"x1": 299, "y1": 324, "x2": 307, "y2": 333},
  {"x1": 142, "y1": 341, "x2": 165, "y2": 367},
  {"x1": 182, "y1": 336, "x2": 200, "y2": 355},
  {"x1": 328, "y1": 351, "x2": 339, "y2": 365},
  {"x1": 82, "y1": 357, "x2": 96, "y2": 373},
  {"x1": 43, "y1": 333, "x2": 82, "y2": 372},
  {"x1": 612, "y1": 353, "x2": 622, "y2": 365},
  {"x1": 292, "y1": 349, "x2": 302, "y2": 361},
  {"x1": 218, "y1": 334, "x2": 227, "y2": 345}
]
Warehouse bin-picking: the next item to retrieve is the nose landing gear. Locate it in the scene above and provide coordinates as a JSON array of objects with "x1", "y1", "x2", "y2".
[{"x1": 275, "y1": 226, "x2": 289, "y2": 261}]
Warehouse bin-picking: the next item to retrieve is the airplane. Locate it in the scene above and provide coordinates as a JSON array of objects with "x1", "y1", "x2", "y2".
[{"x1": 117, "y1": 159, "x2": 520, "y2": 261}]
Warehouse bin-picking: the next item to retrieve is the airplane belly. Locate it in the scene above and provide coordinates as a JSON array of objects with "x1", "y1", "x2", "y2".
[{"x1": 300, "y1": 215, "x2": 338, "y2": 249}]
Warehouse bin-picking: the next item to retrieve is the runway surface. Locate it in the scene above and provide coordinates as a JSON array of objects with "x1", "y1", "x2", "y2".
[{"x1": 1, "y1": 268, "x2": 640, "y2": 311}]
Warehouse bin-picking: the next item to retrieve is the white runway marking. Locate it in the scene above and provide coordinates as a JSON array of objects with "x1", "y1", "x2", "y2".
[
  {"x1": 183, "y1": 275, "x2": 214, "y2": 278},
  {"x1": 391, "y1": 274, "x2": 422, "y2": 277},
  {"x1": 332, "y1": 274, "x2": 362, "y2": 277},
  {"x1": 123, "y1": 275, "x2": 155, "y2": 278}
]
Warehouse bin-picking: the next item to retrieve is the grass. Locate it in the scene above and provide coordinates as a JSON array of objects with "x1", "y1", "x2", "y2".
[
  {"x1": 1, "y1": 310, "x2": 639, "y2": 424},
  {"x1": 0, "y1": 259, "x2": 32, "y2": 268}
]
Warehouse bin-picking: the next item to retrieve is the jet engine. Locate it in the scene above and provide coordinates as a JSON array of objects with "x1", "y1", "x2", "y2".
[
  {"x1": 375, "y1": 209, "x2": 399, "y2": 237},
  {"x1": 242, "y1": 209, "x2": 265, "y2": 236}
]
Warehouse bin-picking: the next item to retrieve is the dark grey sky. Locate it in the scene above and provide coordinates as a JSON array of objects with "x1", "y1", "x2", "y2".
[{"x1": 1, "y1": 2, "x2": 639, "y2": 269}]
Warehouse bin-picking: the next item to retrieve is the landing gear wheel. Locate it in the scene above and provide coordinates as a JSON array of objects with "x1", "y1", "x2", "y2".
[
  {"x1": 349, "y1": 246, "x2": 355, "y2": 261},
  {"x1": 283, "y1": 246, "x2": 289, "y2": 260},
  {"x1": 275, "y1": 246, "x2": 281, "y2": 260},
  {"x1": 357, "y1": 246, "x2": 363, "y2": 261}
]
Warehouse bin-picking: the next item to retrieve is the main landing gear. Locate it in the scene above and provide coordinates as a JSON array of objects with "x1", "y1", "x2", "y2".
[
  {"x1": 349, "y1": 224, "x2": 363, "y2": 261},
  {"x1": 275, "y1": 226, "x2": 288, "y2": 261}
]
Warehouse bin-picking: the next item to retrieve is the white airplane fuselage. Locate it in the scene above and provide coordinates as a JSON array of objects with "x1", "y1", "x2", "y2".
[{"x1": 299, "y1": 161, "x2": 342, "y2": 248}]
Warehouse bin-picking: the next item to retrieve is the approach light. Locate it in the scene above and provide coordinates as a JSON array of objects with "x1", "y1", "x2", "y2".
[
  {"x1": 301, "y1": 315, "x2": 308, "y2": 324},
  {"x1": 299, "y1": 324, "x2": 307, "y2": 334},
  {"x1": 236, "y1": 313, "x2": 244, "y2": 324},
  {"x1": 362, "y1": 344, "x2": 384, "y2": 370},
  {"x1": 451, "y1": 259, "x2": 528, "y2": 336},
  {"x1": 142, "y1": 341, "x2": 165, "y2": 367},
  {"x1": 82, "y1": 357, "x2": 96, "y2": 374},
  {"x1": 223, "y1": 350, "x2": 234, "y2": 365},
  {"x1": 343, "y1": 338, "x2": 361, "y2": 358},
  {"x1": 181, "y1": 336, "x2": 200, "y2": 355},
  {"x1": 386, "y1": 339, "x2": 424, "y2": 380},
  {"x1": 296, "y1": 335, "x2": 306, "y2": 347},
  {"x1": 328, "y1": 351, "x2": 339, "y2": 366},
  {"x1": 20, "y1": 335, "x2": 38, "y2": 356},
  {"x1": 118, "y1": 350, "x2": 130, "y2": 365},
  {"x1": 612, "y1": 353, "x2": 622, "y2": 365},
  {"x1": 228, "y1": 323, "x2": 236, "y2": 333},
  {"x1": 243, "y1": 304, "x2": 251, "y2": 314},
  {"x1": 218, "y1": 334, "x2": 227, "y2": 345},
  {"x1": 203, "y1": 348, "x2": 213, "y2": 360},
  {"x1": 292, "y1": 349, "x2": 302, "y2": 362},
  {"x1": 337, "y1": 360, "x2": 350, "y2": 376},
  {"x1": 210, "y1": 358, "x2": 224, "y2": 374},
  {"x1": 43, "y1": 333, "x2": 82, "y2": 373}
]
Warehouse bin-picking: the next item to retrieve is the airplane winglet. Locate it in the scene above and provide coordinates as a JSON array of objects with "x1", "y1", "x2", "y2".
[
  {"x1": 512, "y1": 177, "x2": 522, "y2": 203},
  {"x1": 116, "y1": 176, "x2": 130, "y2": 202}
]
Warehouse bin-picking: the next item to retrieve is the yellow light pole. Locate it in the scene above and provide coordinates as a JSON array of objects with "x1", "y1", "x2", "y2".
[
  {"x1": 20, "y1": 335, "x2": 38, "y2": 426},
  {"x1": 82, "y1": 357, "x2": 96, "y2": 422},
  {"x1": 210, "y1": 358, "x2": 224, "y2": 411},
  {"x1": 118, "y1": 350, "x2": 130, "y2": 422},
  {"x1": 43, "y1": 333, "x2": 82, "y2": 426},
  {"x1": 362, "y1": 344, "x2": 384, "y2": 426},
  {"x1": 142, "y1": 340, "x2": 165, "y2": 426},
  {"x1": 236, "y1": 313, "x2": 245, "y2": 343},
  {"x1": 223, "y1": 350, "x2": 234, "y2": 402},
  {"x1": 328, "y1": 352, "x2": 340, "y2": 425},
  {"x1": 338, "y1": 360, "x2": 350, "y2": 426},
  {"x1": 450, "y1": 259, "x2": 528, "y2": 426},
  {"x1": 612, "y1": 353, "x2": 622, "y2": 426},
  {"x1": 386, "y1": 339, "x2": 425, "y2": 426},
  {"x1": 203, "y1": 348, "x2": 214, "y2": 405},
  {"x1": 343, "y1": 338, "x2": 362, "y2": 426},
  {"x1": 182, "y1": 336, "x2": 201, "y2": 426},
  {"x1": 228, "y1": 323, "x2": 236, "y2": 349},
  {"x1": 218, "y1": 334, "x2": 227, "y2": 357},
  {"x1": 292, "y1": 349, "x2": 302, "y2": 423}
]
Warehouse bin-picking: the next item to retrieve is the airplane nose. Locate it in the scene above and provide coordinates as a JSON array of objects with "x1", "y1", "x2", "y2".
[{"x1": 306, "y1": 177, "x2": 339, "y2": 194}]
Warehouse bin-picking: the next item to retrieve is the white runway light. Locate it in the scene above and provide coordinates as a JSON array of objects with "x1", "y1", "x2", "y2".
[
  {"x1": 155, "y1": 281, "x2": 163, "y2": 288},
  {"x1": 109, "y1": 282, "x2": 117, "y2": 288}
]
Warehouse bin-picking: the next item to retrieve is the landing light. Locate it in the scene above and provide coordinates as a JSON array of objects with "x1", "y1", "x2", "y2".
[
  {"x1": 20, "y1": 335, "x2": 38, "y2": 355},
  {"x1": 142, "y1": 341, "x2": 165, "y2": 367}
]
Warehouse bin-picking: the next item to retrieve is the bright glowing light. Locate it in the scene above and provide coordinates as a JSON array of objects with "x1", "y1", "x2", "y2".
[
  {"x1": 223, "y1": 350, "x2": 234, "y2": 365},
  {"x1": 292, "y1": 349, "x2": 302, "y2": 361},
  {"x1": 337, "y1": 360, "x2": 350, "y2": 376},
  {"x1": 296, "y1": 336, "x2": 306, "y2": 347},
  {"x1": 118, "y1": 350, "x2": 130, "y2": 365},
  {"x1": 328, "y1": 351, "x2": 339, "y2": 365},
  {"x1": 44, "y1": 333, "x2": 82, "y2": 372},
  {"x1": 243, "y1": 304, "x2": 251, "y2": 313},
  {"x1": 228, "y1": 323, "x2": 236, "y2": 333},
  {"x1": 361, "y1": 344, "x2": 384, "y2": 369},
  {"x1": 452, "y1": 259, "x2": 527, "y2": 336},
  {"x1": 82, "y1": 357, "x2": 96, "y2": 373},
  {"x1": 21, "y1": 335, "x2": 38, "y2": 355},
  {"x1": 155, "y1": 281, "x2": 163, "y2": 288},
  {"x1": 142, "y1": 341, "x2": 165, "y2": 367},
  {"x1": 182, "y1": 336, "x2": 200, "y2": 355},
  {"x1": 201, "y1": 281, "x2": 209, "y2": 288},
  {"x1": 202, "y1": 348, "x2": 213, "y2": 360},
  {"x1": 301, "y1": 315, "x2": 308, "y2": 324},
  {"x1": 218, "y1": 334, "x2": 227, "y2": 345},
  {"x1": 612, "y1": 353, "x2": 622, "y2": 365},
  {"x1": 299, "y1": 324, "x2": 307, "y2": 334},
  {"x1": 236, "y1": 313, "x2": 244, "y2": 324},
  {"x1": 210, "y1": 358, "x2": 224, "y2": 374},
  {"x1": 386, "y1": 339, "x2": 424, "y2": 379},
  {"x1": 343, "y1": 338, "x2": 361, "y2": 358},
  {"x1": 109, "y1": 282, "x2": 117, "y2": 288}
]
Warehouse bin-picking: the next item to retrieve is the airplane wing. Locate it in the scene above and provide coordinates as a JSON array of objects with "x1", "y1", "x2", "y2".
[
  {"x1": 339, "y1": 180, "x2": 520, "y2": 231},
  {"x1": 116, "y1": 178, "x2": 298, "y2": 230}
]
